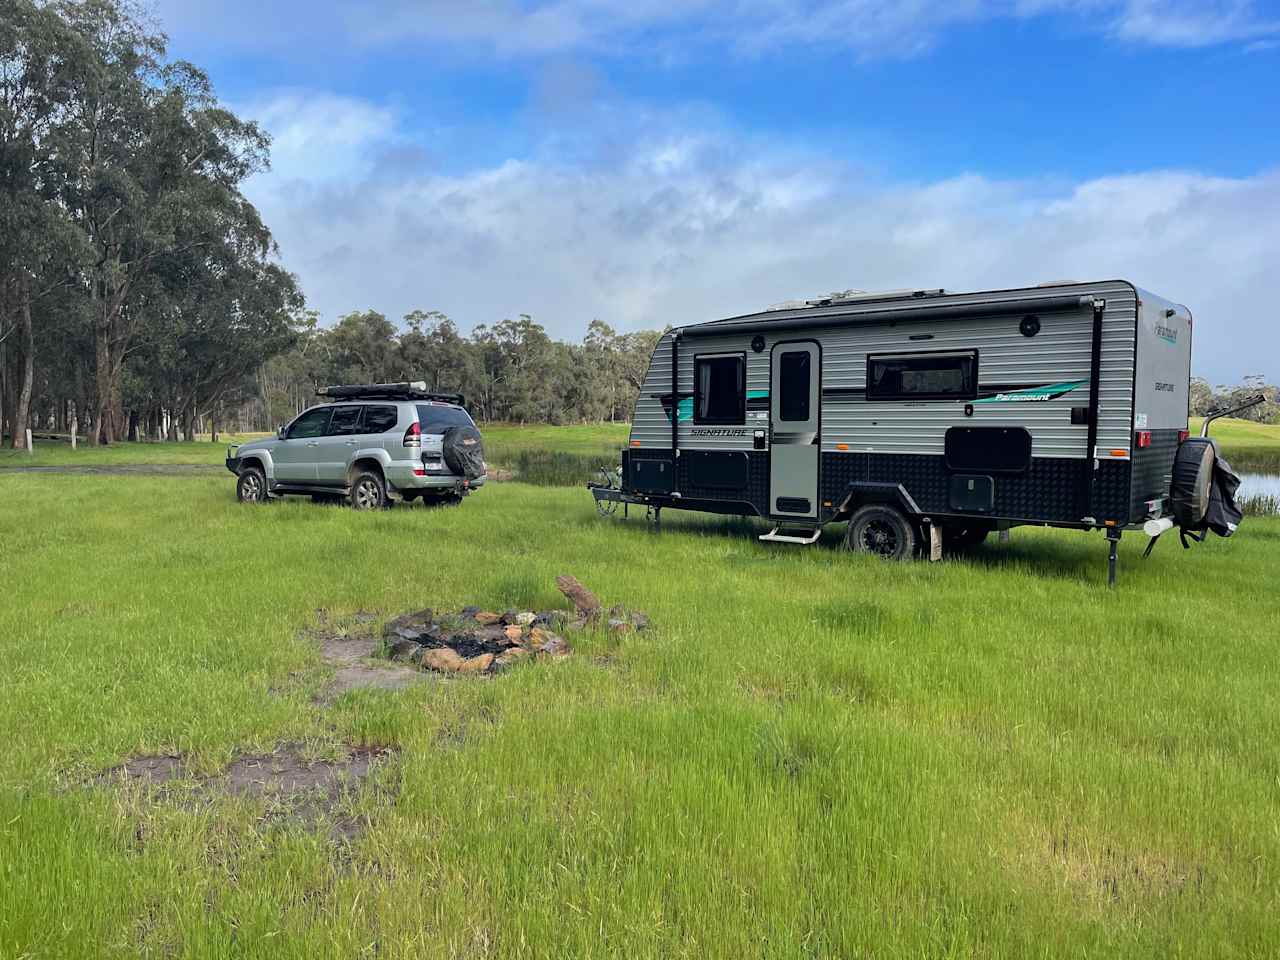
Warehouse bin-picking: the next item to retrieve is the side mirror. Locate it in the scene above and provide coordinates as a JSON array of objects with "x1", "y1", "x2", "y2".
[{"x1": 277, "y1": 426, "x2": 287, "y2": 440}]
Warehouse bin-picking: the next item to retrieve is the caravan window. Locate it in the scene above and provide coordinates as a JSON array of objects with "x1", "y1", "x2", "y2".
[
  {"x1": 778, "y1": 351, "x2": 811, "y2": 421},
  {"x1": 866, "y1": 351, "x2": 977, "y2": 401},
  {"x1": 694, "y1": 355, "x2": 746, "y2": 424}
]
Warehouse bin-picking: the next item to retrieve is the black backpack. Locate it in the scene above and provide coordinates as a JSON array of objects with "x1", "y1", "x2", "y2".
[{"x1": 1171, "y1": 437, "x2": 1243, "y2": 546}]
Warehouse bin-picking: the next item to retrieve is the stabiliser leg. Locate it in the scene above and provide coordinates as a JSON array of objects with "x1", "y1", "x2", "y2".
[{"x1": 1106, "y1": 528, "x2": 1121, "y2": 588}]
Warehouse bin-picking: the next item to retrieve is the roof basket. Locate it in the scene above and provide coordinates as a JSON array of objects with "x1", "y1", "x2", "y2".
[{"x1": 317, "y1": 381, "x2": 465, "y2": 406}]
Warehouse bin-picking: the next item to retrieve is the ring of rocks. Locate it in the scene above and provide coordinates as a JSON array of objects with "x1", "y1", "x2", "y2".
[{"x1": 383, "y1": 575, "x2": 648, "y2": 675}]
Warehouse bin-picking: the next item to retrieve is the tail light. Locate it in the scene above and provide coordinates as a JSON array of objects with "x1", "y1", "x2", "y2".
[
  {"x1": 1136, "y1": 430, "x2": 1152, "y2": 449},
  {"x1": 403, "y1": 421, "x2": 421, "y2": 447},
  {"x1": 1178, "y1": 430, "x2": 1190, "y2": 443}
]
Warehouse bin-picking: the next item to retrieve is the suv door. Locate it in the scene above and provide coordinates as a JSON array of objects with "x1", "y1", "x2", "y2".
[
  {"x1": 274, "y1": 406, "x2": 333, "y2": 482},
  {"x1": 315, "y1": 404, "x2": 364, "y2": 484}
]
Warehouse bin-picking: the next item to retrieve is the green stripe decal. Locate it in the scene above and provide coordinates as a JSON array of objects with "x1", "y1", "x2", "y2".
[{"x1": 971, "y1": 380, "x2": 1088, "y2": 404}]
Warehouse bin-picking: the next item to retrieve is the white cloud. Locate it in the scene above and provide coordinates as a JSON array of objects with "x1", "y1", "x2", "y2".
[
  {"x1": 1023, "y1": 0, "x2": 1280, "y2": 46},
  {"x1": 243, "y1": 90, "x2": 1280, "y2": 383},
  {"x1": 153, "y1": 0, "x2": 1280, "y2": 58},
  {"x1": 239, "y1": 92, "x2": 401, "y2": 181}
]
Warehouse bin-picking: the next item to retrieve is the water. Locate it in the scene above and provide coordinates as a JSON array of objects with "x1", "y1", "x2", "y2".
[{"x1": 1239, "y1": 472, "x2": 1280, "y2": 499}]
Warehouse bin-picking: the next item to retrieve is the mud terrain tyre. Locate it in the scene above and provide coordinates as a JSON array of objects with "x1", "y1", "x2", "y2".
[{"x1": 845, "y1": 504, "x2": 917, "y2": 561}]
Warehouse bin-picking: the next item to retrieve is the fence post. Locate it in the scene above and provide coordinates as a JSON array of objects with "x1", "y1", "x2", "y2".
[
  {"x1": 25, "y1": 429, "x2": 33, "y2": 455},
  {"x1": 71, "y1": 416, "x2": 78, "y2": 450}
]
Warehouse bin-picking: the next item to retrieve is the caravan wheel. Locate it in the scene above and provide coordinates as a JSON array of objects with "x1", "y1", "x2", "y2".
[{"x1": 845, "y1": 504, "x2": 917, "y2": 561}]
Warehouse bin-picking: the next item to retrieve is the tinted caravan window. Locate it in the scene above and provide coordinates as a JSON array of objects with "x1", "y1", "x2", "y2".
[
  {"x1": 866, "y1": 351, "x2": 977, "y2": 401},
  {"x1": 778, "y1": 350, "x2": 811, "y2": 422},
  {"x1": 694, "y1": 355, "x2": 745, "y2": 424}
]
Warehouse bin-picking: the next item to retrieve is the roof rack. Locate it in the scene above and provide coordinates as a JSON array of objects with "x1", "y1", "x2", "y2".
[{"x1": 317, "y1": 382, "x2": 466, "y2": 406}]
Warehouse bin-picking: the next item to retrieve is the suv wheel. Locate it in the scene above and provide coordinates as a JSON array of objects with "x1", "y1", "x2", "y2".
[
  {"x1": 845, "y1": 504, "x2": 917, "y2": 561},
  {"x1": 350, "y1": 469, "x2": 387, "y2": 511},
  {"x1": 236, "y1": 465, "x2": 268, "y2": 503}
]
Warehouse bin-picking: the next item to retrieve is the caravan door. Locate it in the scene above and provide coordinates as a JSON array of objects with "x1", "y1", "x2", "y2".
[{"x1": 769, "y1": 342, "x2": 820, "y2": 519}]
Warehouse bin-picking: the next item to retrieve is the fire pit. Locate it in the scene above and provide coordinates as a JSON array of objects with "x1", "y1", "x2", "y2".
[{"x1": 382, "y1": 576, "x2": 648, "y2": 675}]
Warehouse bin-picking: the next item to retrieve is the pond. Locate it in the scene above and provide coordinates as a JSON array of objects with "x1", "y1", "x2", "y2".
[
  {"x1": 1238, "y1": 472, "x2": 1280, "y2": 514},
  {"x1": 1239, "y1": 472, "x2": 1280, "y2": 498}
]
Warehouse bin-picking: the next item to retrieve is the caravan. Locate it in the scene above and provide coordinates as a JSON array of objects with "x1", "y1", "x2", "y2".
[{"x1": 592, "y1": 281, "x2": 1240, "y2": 583}]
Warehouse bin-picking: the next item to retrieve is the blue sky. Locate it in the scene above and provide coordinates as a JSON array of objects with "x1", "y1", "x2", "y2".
[{"x1": 152, "y1": 0, "x2": 1280, "y2": 382}]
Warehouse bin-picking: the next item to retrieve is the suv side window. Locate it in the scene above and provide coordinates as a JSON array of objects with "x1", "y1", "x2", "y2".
[
  {"x1": 361, "y1": 405, "x2": 399, "y2": 434},
  {"x1": 286, "y1": 407, "x2": 333, "y2": 439},
  {"x1": 327, "y1": 405, "x2": 363, "y2": 436}
]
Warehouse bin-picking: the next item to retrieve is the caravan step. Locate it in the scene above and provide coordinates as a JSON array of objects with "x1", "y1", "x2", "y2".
[{"x1": 758, "y1": 527, "x2": 822, "y2": 545}]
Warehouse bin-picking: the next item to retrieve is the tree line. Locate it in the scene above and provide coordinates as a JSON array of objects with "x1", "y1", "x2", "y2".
[
  {"x1": 255, "y1": 311, "x2": 662, "y2": 432},
  {"x1": 1190, "y1": 376, "x2": 1279, "y2": 424},
  {"x1": 0, "y1": 0, "x2": 301, "y2": 446},
  {"x1": 0, "y1": 0, "x2": 663, "y2": 445}
]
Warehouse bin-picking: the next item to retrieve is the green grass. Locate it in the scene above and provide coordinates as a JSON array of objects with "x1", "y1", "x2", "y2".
[
  {"x1": 2, "y1": 466, "x2": 1278, "y2": 957},
  {"x1": 0, "y1": 433, "x2": 268, "y2": 466},
  {"x1": 481, "y1": 422, "x2": 629, "y2": 463},
  {"x1": 1191, "y1": 418, "x2": 1280, "y2": 472},
  {"x1": 0, "y1": 423, "x2": 631, "y2": 470}
]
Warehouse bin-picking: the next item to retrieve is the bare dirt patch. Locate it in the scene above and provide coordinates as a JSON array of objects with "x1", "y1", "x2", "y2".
[
  {"x1": 98, "y1": 742, "x2": 399, "y2": 839},
  {"x1": 307, "y1": 610, "x2": 427, "y2": 702},
  {"x1": 0, "y1": 463, "x2": 222, "y2": 475},
  {"x1": 1000, "y1": 813, "x2": 1215, "y2": 909}
]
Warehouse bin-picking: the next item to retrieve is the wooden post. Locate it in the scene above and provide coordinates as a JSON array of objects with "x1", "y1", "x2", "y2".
[
  {"x1": 71, "y1": 416, "x2": 78, "y2": 450},
  {"x1": 25, "y1": 428, "x2": 32, "y2": 454}
]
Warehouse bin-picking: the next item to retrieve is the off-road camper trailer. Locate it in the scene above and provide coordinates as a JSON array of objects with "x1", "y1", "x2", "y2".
[{"x1": 591, "y1": 281, "x2": 1242, "y2": 584}]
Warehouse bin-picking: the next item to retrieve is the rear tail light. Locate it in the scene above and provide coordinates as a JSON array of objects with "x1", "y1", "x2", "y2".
[
  {"x1": 413, "y1": 466, "x2": 426, "y2": 477},
  {"x1": 403, "y1": 421, "x2": 421, "y2": 447},
  {"x1": 1136, "y1": 430, "x2": 1152, "y2": 448},
  {"x1": 1178, "y1": 429, "x2": 1190, "y2": 443}
]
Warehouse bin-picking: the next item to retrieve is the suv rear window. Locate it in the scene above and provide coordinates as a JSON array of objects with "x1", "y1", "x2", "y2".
[
  {"x1": 415, "y1": 404, "x2": 474, "y2": 434},
  {"x1": 361, "y1": 405, "x2": 399, "y2": 433}
]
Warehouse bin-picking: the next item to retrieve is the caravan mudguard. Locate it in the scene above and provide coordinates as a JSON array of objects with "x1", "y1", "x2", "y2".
[{"x1": 836, "y1": 482, "x2": 923, "y2": 519}]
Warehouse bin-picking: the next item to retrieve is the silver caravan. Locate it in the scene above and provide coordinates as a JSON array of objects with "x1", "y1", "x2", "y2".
[{"x1": 592, "y1": 281, "x2": 1245, "y2": 584}]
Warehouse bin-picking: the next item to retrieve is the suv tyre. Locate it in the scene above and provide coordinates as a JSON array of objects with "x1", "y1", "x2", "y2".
[
  {"x1": 236, "y1": 465, "x2": 268, "y2": 503},
  {"x1": 350, "y1": 468, "x2": 387, "y2": 511}
]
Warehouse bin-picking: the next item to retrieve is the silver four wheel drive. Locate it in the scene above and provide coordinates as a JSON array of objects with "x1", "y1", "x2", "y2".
[{"x1": 226, "y1": 383, "x2": 486, "y2": 509}]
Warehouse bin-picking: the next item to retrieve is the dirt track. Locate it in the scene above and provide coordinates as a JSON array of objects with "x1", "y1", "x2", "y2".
[{"x1": 0, "y1": 464, "x2": 223, "y2": 475}]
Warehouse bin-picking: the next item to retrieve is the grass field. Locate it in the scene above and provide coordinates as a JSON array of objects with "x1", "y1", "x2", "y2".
[
  {"x1": 1190, "y1": 418, "x2": 1280, "y2": 471},
  {"x1": 0, "y1": 423, "x2": 632, "y2": 472},
  {"x1": 2, "y1": 418, "x2": 1275, "y2": 475},
  {"x1": 2, "y1": 447, "x2": 1278, "y2": 957}
]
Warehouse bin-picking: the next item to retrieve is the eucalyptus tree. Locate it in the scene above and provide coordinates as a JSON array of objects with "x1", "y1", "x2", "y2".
[
  {"x1": 0, "y1": 0, "x2": 84, "y2": 446},
  {"x1": 53, "y1": 0, "x2": 273, "y2": 442}
]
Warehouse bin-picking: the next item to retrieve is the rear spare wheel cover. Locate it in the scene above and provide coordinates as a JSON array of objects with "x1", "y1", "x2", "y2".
[{"x1": 1170, "y1": 438, "x2": 1215, "y2": 527}]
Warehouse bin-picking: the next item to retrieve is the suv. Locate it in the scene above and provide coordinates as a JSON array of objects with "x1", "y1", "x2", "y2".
[{"x1": 226, "y1": 383, "x2": 486, "y2": 509}]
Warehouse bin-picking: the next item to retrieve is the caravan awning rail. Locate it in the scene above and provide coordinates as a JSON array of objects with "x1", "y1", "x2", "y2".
[{"x1": 680, "y1": 294, "x2": 1093, "y2": 338}]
